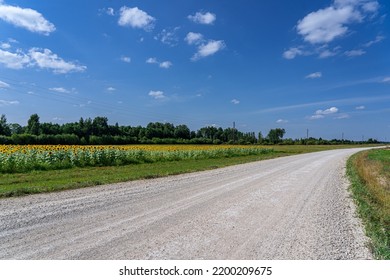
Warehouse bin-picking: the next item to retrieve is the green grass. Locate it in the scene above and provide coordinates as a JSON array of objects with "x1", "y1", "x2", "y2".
[
  {"x1": 0, "y1": 144, "x2": 378, "y2": 198},
  {"x1": 347, "y1": 148, "x2": 390, "y2": 259},
  {"x1": 0, "y1": 153, "x2": 282, "y2": 198}
]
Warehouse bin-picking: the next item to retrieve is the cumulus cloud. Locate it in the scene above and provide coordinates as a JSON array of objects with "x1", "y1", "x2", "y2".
[
  {"x1": 0, "y1": 2, "x2": 55, "y2": 35},
  {"x1": 297, "y1": 6, "x2": 361, "y2": 44},
  {"x1": 148, "y1": 90, "x2": 165, "y2": 99},
  {"x1": 106, "y1": 87, "x2": 116, "y2": 92},
  {"x1": 276, "y1": 119, "x2": 289, "y2": 123},
  {"x1": 0, "y1": 48, "x2": 30, "y2": 69},
  {"x1": 146, "y1": 57, "x2": 172, "y2": 69},
  {"x1": 0, "y1": 48, "x2": 86, "y2": 74},
  {"x1": 231, "y1": 99, "x2": 240, "y2": 105},
  {"x1": 159, "y1": 61, "x2": 172, "y2": 69},
  {"x1": 191, "y1": 40, "x2": 225, "y2": 61},
  {"x1": 305, "y1": 72, "x2": 322, "y2": 79},
  {"x1": 146, "y1": 57, "x2": 158, "y2": 64},
  {"x1": 316, "y1": 107, "x2": 339, "y2": 115},
  {"x1": 185, "y1": 32, "x2": 204, "y2": 45},
  {"x1": 28, "y1": 48, "x2": 87, "y2": 74},
  {"x1": 283, "y1": 47, "x2": 304, "y2": 59},
  {"x1": 188, "y1": 11, "x2": 216, "y2": 25},
  {"x1": 296, "y1": 1, "x2": 379, "y2": 44},
  {"x1": 310, "y1": 106, "x2": 339, "y2": 120},
  {"x1": 0, "y1": 42, "x2": 10, "y2": 49},
  {"x1": 355, "y1": 105, "x2": 365, "y2": 110},
  {"x1": 118, "y1": 6, "x2": 155, "y2": 31}
]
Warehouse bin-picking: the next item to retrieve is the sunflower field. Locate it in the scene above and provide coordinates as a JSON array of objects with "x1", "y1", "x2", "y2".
[{"x1": 0, "y1": 145, "x2": 273, "y2": 173}]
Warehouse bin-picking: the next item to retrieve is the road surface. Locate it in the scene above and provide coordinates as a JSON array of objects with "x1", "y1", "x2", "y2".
[{"x1": 0, "y1": 148, "x2": 372, "y2": 259}]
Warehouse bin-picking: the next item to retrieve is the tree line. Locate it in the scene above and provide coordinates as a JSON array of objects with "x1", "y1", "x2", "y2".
[{"x1": 0, "y1": 114, "x2": 379, "y2": 145}]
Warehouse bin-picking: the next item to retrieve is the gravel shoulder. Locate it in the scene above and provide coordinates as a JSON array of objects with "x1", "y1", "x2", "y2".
[{"x1": 0, "y1": 148, "x2": 372, "y2": 259}]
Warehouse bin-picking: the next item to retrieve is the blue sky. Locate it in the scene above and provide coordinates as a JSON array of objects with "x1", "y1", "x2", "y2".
[{"x1": 0, "y1": 0, "x2": 389, "y2": 140}]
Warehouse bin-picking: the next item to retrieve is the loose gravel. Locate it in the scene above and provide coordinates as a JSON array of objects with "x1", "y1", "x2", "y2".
[{"x1": 0, "y1": 148, "x2": 373, "y2": 259}]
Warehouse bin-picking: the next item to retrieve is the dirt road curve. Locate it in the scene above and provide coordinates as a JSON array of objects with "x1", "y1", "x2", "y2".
[{"x1": 0, "y1": 148, "x2": 373, "y2": 260}]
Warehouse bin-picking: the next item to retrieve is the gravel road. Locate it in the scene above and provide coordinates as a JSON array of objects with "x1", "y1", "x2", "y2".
[{"x1": 0, "y1": 148, "x2": 373, "y2": 259}]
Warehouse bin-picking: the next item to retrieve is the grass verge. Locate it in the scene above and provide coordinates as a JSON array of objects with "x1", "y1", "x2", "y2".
[{"x1": 347, "y1": 148, "x2": 390, "y2": 259}]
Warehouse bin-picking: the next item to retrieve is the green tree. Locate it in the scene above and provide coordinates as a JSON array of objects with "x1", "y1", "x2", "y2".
[
  {"x1": 258, "y1": 131, "x2": 264, "y2": 144},
  {"x1": 92, "y1": 116, "x2": 109, "y2": 136},
  {"x1": 9, "y1": 123, "x2": 23, "y2": 135},
  {"x1": 0, "y1": 114, "x2": 11, "y2": 136},
  {"x1": 26, "y1": 114, "x2": 40, "y2": 135},
  {"x1": 174, "y1": 124, "x2": 191, "y2": 139},
  {"x1": 267, "y1": 128, "x2": 286, "y2": 144}
]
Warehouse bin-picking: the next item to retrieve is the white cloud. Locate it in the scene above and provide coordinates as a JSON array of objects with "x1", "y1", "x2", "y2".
[
  {"x1": 286, "y1": 3, "x2": 382, "y2": 60},
  {"x1": 155, "y1": 27, "x2": 180, "y2": 46},
  {"x1": 146, "y1": 57, "x2": 158, "y2": 64},
  {"x1": 296, "y1": 1, "x2": 379, "y2": 44},
  {"x1": 0, "y1": 48, "x2": 30, "y2": 69},
  {"x1": 0, "y1": 80, "x2": 10, "y2": 88},
  {"x1": 188, "y1": 11, "x2": 216, "y2": 25},
  {"x1": 355, "y1": 105, "x2": 365, "y2": 110},
  {"x1": 345, "y1": 49, "x2": 366, "y2": 56},
  {"x1": 148, "y1": 90, "x2": 165, "y2": 99},
  {"x1": 159, "y1": 61, "x2": 172, "y2": 69},
  {"x1": 306, "y1": 72, "x2": 322, "y2": 79},
  {"x1": 28, "y1": 48, "x2": 87, "y2": 74},
  {"x1": 364, "y1": 35, "x2": 384, "y2": 47},
  {"x1": 0, "y1": 3, "x2": 55, "y2": 35},
  {"x1": 231, "y1": 99, "x2": 240, "y2": 105},
  {"x1": 185, "y1": 32, "x2": 204, "y2": 45},
  {"x1": 107, "y1": 87, "x2": 116, "y2": 92},
  {"x1": 49, "y1": 87, "x2": 72, "y2": 94},
  {"x1": 192, "y1": 40, "x2": 225, "y2": 61},
  {"x1": 106, "y1": 7, "x2": 114, "y2": 16},
  {"x1": 362, "y1": 1, "x2": 379, "y2": 13},
  {"x1": 309, "y1": 114, "x2": 325, "y2": 120},
  {"x1": 99, "y1": 7, "x2": 115, "y2": 16},
  {"x1": 319, "y1": 49, "x2": 338, "y2": 58},
  {"x1": 382, "y1": 77, "x2": 390, "y2": 83},
  {"x1": 276, "y1": 119, "x2": 289, "y2": 123},
  {"x1": 335, "y1": 113, "x2": 350, "y2": 119},
  {"x1": 1, "y1": 42, "x2": 10, "y2": 49},
  {"x1": 121, "y1": 56, "x2": 131, "y2": 63},
  {"x1": 118, "y1": 7, "x2": 155, "y2": 31},
  {"x1": 0, "y1": 48, "x2": 86, "y2": 74},
  {"x1": 310, "y1": 106, "x2": 339, "y2": 120},
  {"x1": 316, "y1": 106, "x2": 339, "y2": 115},
  {"x1": 146, "y1": 57, "x2": 172, "y2": 69},
  {"x1": 297, "y1": 6, "x2": 361, "y2": 44},
  {"x1": 283, "y1": 47, "x2": 304, "y2": 59},
  {"x1": 0, "y1": 99, "x2": 19, "y2": 106}
]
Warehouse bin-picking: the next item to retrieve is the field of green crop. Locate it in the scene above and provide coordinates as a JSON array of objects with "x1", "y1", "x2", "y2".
[{"x1": 0, "y1": 144, "x2": 273, "y2": 173}]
